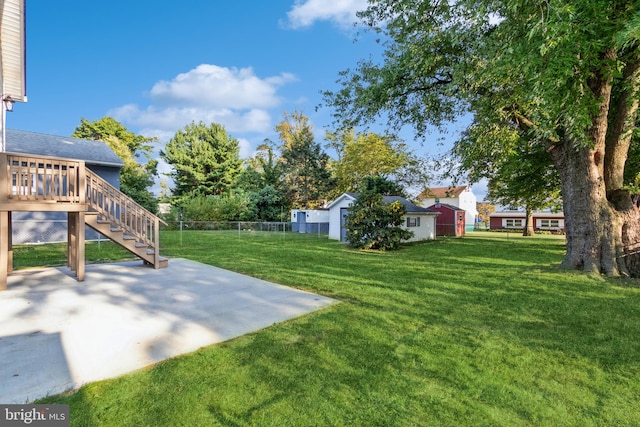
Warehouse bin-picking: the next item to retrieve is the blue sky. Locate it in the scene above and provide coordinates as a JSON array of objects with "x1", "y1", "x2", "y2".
[{"x1": 8, "y1": 0, "x2": 484, "y2": 199}]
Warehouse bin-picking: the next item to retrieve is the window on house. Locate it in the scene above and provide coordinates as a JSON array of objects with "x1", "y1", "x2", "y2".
[
  {"x1": 406, "y1": 217, "x2": 420, "y2": 227},
  {"x1": 540, "y1": 219, "x2": 560, "y2": 228},
  {"x1": 505, "y1": 219, "x2": 523, "y2": 228}
]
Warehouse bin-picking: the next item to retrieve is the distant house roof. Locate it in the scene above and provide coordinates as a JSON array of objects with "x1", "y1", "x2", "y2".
[
  {"x1": 327, "y1": 192, "x2": 439, "y2": 215},
  {"x1": 381, "y1": 196, "x2": 438, "y2": 214},
  {"x1": 6, "y1": 129, "x2": 124, "y2": 167},
  {"x1": 419, "y1": 185, "x2": 469, "y2": 199},
  {"x1": 427, "y1": 202, "x2": 465, "y2": 212}
]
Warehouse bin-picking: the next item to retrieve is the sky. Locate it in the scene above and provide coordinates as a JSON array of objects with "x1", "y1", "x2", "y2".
[{"x1": 7, "y1": 0, "x2": 486, "y2": 200}]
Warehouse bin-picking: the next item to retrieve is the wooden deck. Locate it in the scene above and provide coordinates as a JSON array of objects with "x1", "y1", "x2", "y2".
[{"x1": 0, "y1": 152, "x2": 167, "y2": 290}]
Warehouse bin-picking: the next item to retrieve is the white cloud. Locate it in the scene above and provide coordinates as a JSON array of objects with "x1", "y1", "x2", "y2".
[
  {"x1": 236, "y1": 138, "x2": 252, "y2": 159},
  {"x1": 109, "y1": 64, "x2": 296, "y2": 138},
  {"x1": 150, "y1": 64, "x2": 296, "y2": 109},
  {"x1": 110, "y1": 104, "x2": 272, "y2": 135},
  {"x1": 285, "y1": 0, "x2": 368, "y2": 29}
]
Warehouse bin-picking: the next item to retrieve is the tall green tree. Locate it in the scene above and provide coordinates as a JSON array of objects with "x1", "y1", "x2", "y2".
[
  {"x1": 276, "y1": 111, "x2": 334, "y2": 208},
  {"x1": 161, "y1": 121, "x2": 242, "y2": 200},
  {"x1": 327, "y1": 129, "x2": 412, "y2": 196},
  {"x1": 236, "y1": 142, "x2": 289, "y2": 220},
  {"x1": 72, "y1": 117, "x2": 159, "y2": 213},
  {"x1": 324, "y1": 0, "x2": 640, "y2": 277},
  {"x1": 236, "y1": 142, "x2": 285, "y2": 192}
]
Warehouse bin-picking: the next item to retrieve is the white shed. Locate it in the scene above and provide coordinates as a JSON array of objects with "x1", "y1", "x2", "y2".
[
  {"x1": 290, "y1": 209, "x2": 329, "y2": 233},
  {"x1": 326, "y1": 193, "x2": 439, "y2": 242}
]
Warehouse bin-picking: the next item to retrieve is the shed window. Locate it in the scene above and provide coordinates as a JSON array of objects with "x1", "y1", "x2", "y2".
[{"x1": 406, "y1": 217, "x2": 420, "y2": 227}]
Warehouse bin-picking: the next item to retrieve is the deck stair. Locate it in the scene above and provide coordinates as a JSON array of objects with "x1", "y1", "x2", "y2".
[
  {"x1": 84, "y1": 168, "x2": 168, "y2": 269},
  {"x1": 0, "y1": 152, "x2": 168, "y2": 290}
]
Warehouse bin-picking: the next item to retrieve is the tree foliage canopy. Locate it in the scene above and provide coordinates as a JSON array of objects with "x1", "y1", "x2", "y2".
[
  {"x1": 72, "y1": 117, "x2": 159, "y2": 213},
  {"x1": 327, "y1": 129, "x2": 411, "y2": 196},
  {"x1": 276, "y1": 111, "x2": 334, "y2": 208},
  {"x1": 161, "y1": 121, "x2": 242, "y2": 201}
]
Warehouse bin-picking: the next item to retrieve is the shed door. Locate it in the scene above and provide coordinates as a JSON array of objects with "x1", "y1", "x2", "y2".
[
  {"x1": 457, "y1": 212, "x2": 465, "y2": 236},
  {"x1": 340, "y1": 208, "x2": 348, "y2": 242},
  {"x1": 297, "y1": 211, "x2": 306, "y2": 233}
]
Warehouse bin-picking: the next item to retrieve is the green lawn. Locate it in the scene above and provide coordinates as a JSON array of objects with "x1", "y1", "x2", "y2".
[{"x1": 27, "y1": 231, "x2": 640, "y2": 426}]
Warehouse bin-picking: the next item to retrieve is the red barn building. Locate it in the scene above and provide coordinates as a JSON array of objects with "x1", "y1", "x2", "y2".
[
  {"x1": 489, "y1": 211, "x2": 565, "y2": 232},
  {"x1": 426, "y1": 203, "x2": 466, "y2": 236}
]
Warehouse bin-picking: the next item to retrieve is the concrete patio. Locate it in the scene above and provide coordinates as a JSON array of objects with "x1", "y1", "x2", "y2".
[{"x1": 0, "y1": 258, "x2": 337, "y2": 403}]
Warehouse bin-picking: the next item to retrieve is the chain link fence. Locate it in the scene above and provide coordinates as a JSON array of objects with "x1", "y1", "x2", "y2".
[
  {"x1": 12, "y1": 220, "x2": 329, "y2": 245},
  {"x1": 13, "y1": 220, "x2": 104, "y2": 244},
  {"x1": 162, "y1": 221, "x2": 329, "y2": 240}
]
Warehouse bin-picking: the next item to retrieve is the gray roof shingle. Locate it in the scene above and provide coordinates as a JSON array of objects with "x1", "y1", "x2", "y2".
[
  {"x1": 5, "y1": 129, "x2": 124, "y2": 167},
  {"x1": 331, "y1": 192, "x2": 437, "y2": 214},
  {"x1": 381, "y1": 195, "x2": 437, "y2": 214}
]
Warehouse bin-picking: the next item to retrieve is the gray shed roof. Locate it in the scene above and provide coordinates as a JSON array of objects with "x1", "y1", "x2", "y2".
[
  {"x1": 329, "y1": 192, "x2": 438, "y2": 214},
  {"x1": 6, "y1": 129, "x2": 124, "y2": 167},
  {"x1": 381, "y1": 195, "x2": 438, "y2": 214}
]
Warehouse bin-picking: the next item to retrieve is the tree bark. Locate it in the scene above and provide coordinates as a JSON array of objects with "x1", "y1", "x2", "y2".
[
  {"x1": 550, "y1": 140, "x2": 640, "y2": 277},
  {"x1": 523, "y1": 206, "x2": 534, "y2": 236},
  {"x1": 549, "y1": 141, "x2": 623, "y2": 276},
  {"x1": 545, "y1": 48, "x2": 640, "y2": 278}
]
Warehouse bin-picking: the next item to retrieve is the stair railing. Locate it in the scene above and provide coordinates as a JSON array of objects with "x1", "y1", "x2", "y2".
[{"x1": 85, "y1": 168, "x2": 166, "y2": 256}]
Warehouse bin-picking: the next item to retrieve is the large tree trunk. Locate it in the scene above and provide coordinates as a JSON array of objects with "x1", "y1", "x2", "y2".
[
  {"x1": 547, "y1": 47, "x2": 640, "y2": 277},
  {"x1": 550, "y1": 142, "x2": 625, "y2": 276}
]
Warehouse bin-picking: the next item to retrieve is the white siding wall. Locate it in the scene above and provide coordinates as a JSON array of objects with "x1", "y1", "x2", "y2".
[
  {"x1": 405, "y1": 214, "x2": 437, "y2": 241},
  {"x1": 458, "y1": 189, "x2": 478, "y2": 226},
  {"x1": 328, "y1": 197, "x2": 354, "y2": 240},
  {"x1": 421, "y1": 197, "x2": 458, "y2": 209},
  {"x1": 291, "y1": 209, "x2": 330, "y2": 223}
]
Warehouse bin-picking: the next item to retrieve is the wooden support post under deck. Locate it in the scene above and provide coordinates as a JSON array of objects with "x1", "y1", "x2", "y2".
[
  {"x1": 0, "y1": 211, "x2": 8, "y2": 290},
  {"x1": 67, "y1": 212, "x2": 85, "y2": 281},
  {"x1": 7, "y1": 211, "x2": 12, "y2": 274},
  {"x1": 68, "y1": 212, "x2": 76, "y2": 271}
]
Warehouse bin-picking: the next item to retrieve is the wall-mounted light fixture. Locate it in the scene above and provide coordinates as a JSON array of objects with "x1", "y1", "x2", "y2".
[{"x1": 3, "y1": 97, "x2": 14, "y2": 112}]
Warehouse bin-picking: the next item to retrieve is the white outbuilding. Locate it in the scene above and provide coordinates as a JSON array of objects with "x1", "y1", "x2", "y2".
[{"x1": 326, "y1": 193, "x2": 439, "y2": 243}]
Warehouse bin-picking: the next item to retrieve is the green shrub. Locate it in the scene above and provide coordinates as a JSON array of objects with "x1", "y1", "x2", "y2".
[{"x1": 345, "y1": 192, "x2": 413, "y2": 250}]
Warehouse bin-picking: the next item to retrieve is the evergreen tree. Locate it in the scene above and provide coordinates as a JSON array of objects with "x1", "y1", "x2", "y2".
[
  {"x1": 345, "y1": 177, "x2": 413, "y2": 250},
  {"x1": 276, "y1": 111, "x2": 334, "y2": 208},
  {"x1": 161, "y1": 121, "x2": 242, "y2": 200}
]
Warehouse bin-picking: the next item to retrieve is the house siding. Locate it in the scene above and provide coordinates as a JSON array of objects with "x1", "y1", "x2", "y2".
[
  {"x1": 328, "y1": 196, "x2": 354, "y2": 240},
  {"x1": 489, "y1": 212, "x2": 565, "y2": 232},
  {"x1": 420, "y1": 186, "x2": 478, "y2": 231},
  {"x1": 404, "y1": 214, "x2": 436, "y2": 241}
]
